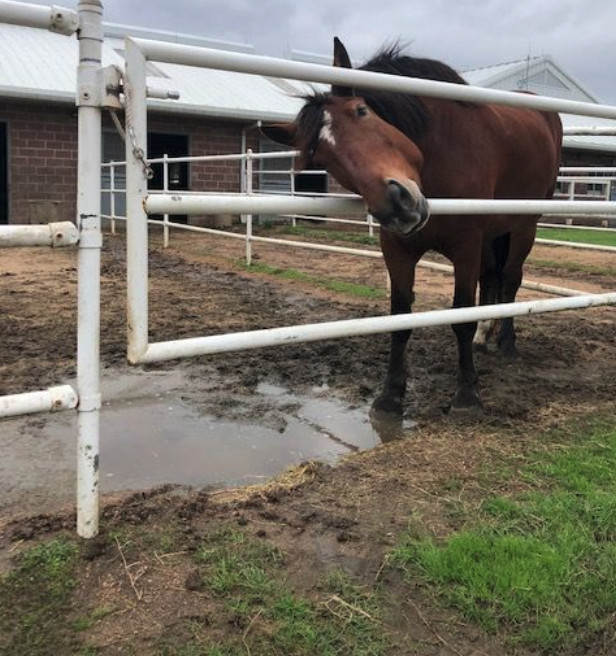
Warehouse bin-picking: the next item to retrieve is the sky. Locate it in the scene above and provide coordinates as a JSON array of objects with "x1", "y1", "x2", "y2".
[{"x1": 34, "y1": 0, "x2": 616, "y2": 103}]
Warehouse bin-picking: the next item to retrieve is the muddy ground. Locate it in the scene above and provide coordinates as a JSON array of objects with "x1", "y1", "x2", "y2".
[{"x1": 0, "y1": 226, "x2": 615, "y2": 654}]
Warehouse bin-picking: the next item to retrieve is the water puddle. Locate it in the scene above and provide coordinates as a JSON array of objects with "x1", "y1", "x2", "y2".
[{"x1": 0, "y1": 368, "x2": 415, "y2": 511}]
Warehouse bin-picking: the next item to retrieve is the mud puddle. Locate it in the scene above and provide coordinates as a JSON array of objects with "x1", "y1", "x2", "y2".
[{"x1": 0, "y1": 367, "x2": 413, "y2": 519}]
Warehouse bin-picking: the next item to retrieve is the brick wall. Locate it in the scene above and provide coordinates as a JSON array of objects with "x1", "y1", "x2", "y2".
[
  {"x1": 0, "y1": 100, "x2": 77, "y2": 224},
  {"x1": 147, "y1": 114, "x2": 259, "y2": 193},
  {"x1": 1, "y1": 100, "x2": 260, "y2": 224}
]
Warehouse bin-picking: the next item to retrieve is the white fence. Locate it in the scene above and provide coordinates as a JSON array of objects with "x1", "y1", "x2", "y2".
[
  {"x1": 102, "y1": 152, "x2": 616, "y2": 258},
  {"x1": 0, "y1": 0, "x2": 102, "y2": 538},
  {"x1": 2, "y1": 0, "x2": 616, "y2": 538}
]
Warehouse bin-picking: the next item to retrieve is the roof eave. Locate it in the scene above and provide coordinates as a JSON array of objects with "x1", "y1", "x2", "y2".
[{"x1": 562, "y1": 138, "x2": 616, "y2": 154}]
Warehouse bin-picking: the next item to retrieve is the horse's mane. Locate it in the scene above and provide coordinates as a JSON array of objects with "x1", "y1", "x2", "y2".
[{"x1": 298, "y1": 43, "x2": 469, "y2": 147}]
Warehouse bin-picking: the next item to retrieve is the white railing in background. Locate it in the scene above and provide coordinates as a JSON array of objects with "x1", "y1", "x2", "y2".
[{"x1": 101, "y1": 152, "x2": 616, "y2": 257}]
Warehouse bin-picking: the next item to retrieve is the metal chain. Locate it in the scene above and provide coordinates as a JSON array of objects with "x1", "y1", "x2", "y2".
[{"x1": 109, "y1": 65, "x2": 154, "y2": 180}]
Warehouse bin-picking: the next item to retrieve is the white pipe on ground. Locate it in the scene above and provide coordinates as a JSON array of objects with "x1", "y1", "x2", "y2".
[
  {"x1": 0, "y1": 385, "x2": 78, "y2": 418},
  {"x1": 0, "y1": 222, "x2": 79, "y2": 248}
]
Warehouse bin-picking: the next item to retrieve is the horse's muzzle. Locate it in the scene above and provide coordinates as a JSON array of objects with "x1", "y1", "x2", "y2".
[{"x1": 371, "y1": 179, "x2": 430, "y2": 235}]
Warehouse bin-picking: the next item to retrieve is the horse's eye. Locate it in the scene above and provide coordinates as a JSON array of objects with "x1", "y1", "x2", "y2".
[{"x1": 356, "y1": 105, "x2": 369, "y2": 117}]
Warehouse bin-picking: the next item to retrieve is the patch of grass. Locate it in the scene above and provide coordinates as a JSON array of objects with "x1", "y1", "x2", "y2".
[
  {"x1": 266, "y1": 224, "x2": 379, "y2": 247},
  {"x1": 242, "y1": 261, "x2": 386, "y2": 299},
  {"x1": 0, "y1": 537, "x2": 80, "y2": 655},
  {"x1": 392, "y1": 419, "x2": 616, "y2": 653},
  {"x1": 537, "y1": 226, "x2": 616, "y2": 247},
  {"x1": 527, "y1": 257, "x2": 616, "y2": 277},
  {"x1": 181, "y1": 525, "x2": 389, "y2": 655},
  {"x1": 72, "y1": 604, "x2": 119, "y2": 632}
]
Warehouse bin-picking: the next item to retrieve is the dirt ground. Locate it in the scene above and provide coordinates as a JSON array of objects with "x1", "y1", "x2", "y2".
[{"x1": 1, "y1": 226, "x2": 615, "y2": 654}]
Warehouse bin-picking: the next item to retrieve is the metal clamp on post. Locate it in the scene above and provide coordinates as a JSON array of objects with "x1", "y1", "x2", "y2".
[
  {"x1": 77, "y1": 66, "x2": 102, "y2": 107},
  {"x1": 78, "y1": 390, "x2": 101, "y2": 413},
  {"x1": 50, "y1": 385, "x2": 79, "y2": 412},
  {"x1": 50, "y1": 5, "x2": 79, "y2": 35},
  {"x1": 78, "y1": 214, "x2": 103, "y2": 249},
  {"x1": 101, "y1": 65, "x2": 123, "y2": 109}
]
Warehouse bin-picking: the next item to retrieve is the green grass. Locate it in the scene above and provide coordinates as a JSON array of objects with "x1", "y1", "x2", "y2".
[
  {"x1": 171, "y1": 525, "x2": 389, "y2": 656},
  {"x1": 242, "y1": 261, "x2": 386, "y2": 300},
  {"x1": 265, "y1": 224, "x2": 379, "y2": 247},
  {"x1": 0, "y1": 537, "x2": 80, "y2": 655},
  {"x1": 392, "y1": 419, "x2": 616, "y2": 653},
  {"x1": 537, "y1": 226, "x2": 616, "y2": 247},
  {"x1": 527, "y1": 257, "x2": 616, "y2": 277}
]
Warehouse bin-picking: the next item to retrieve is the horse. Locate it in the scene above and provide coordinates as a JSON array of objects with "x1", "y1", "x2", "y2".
[{"x1": 262, "y1": 37, "x2": 562, "y2": 416}]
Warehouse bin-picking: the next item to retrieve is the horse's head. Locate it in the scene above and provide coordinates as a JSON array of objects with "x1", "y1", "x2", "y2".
[{"x1": 261, "y1": 38, "x2": 430, "y2": 236}]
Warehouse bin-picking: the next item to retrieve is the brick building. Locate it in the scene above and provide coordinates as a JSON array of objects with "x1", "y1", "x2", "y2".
[
  {"x1": 1, "y1": 24, "x2": 615, "y2": 225},
  {"x1": 0, "y1": 22, "x2": 310, "y2": 225}
]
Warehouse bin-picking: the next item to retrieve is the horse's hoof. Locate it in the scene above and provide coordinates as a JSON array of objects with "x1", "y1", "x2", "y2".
[
  {"x1": 497, "y1": 340, "x2": 518, "y2": 359},
  {"x1": 371, "y1": 394, "x2": 403, "y2": 417},
  {"x1": 448, "y1": 402, "x2": 484, "y2": 417},
  {"x1": 369, "y1": 408, "x2": 404, "y2": 443},
  {"x1": 449, "y1": 389, "x2": 483, "y2": 415}
]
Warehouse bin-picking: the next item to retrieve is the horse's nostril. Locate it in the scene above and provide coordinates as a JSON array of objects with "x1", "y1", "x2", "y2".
[{"x1": 388, "y1": 180, "x2": 414, "y2": 212}]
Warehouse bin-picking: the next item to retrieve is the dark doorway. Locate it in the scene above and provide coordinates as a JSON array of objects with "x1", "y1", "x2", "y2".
[
  {"x1": 294, "y1": 167, "x2": 328, "y2": 194},
  {"x1": 148, "y1": 133, "x2": 189, "y2": 223},
  {"x1": 0, "y1": 123, "x2": 7, "y2": 224}
]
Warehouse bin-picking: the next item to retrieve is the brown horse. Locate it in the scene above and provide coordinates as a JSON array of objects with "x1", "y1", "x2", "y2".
[{"x1": 263, "y1": 38, "x2": 562, "y2": 415}]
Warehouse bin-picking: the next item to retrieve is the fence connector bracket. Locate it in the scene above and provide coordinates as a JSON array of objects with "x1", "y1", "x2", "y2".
[
  {"x1": 101, "y1": 65, "x2": 124, "y2": 109},
  {"x1": 49, "y1": 5, "x2": 79, "y2": 35},
  {"x1": 49, "y1": 221, "x2": 80, "y2": 247},
  {"x1": 147, "y1": 86, "x2": 181, "y2": 100}
]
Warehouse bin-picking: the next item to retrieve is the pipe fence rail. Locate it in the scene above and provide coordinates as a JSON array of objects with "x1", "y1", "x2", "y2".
[{"x1": 101, "y1": 151, "x2": 616, "y2": 256}]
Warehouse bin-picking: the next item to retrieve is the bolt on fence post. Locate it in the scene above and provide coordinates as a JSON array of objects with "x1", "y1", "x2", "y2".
[
  {"x1": 163, "y1": 153, "x2": 170, "y2": 248},
  {"x1": 245, "y1": 149, "x2": 253, "y2": 266}
]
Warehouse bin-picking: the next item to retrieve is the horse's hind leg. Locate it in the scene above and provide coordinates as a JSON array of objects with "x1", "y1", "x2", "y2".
[
  {"x1": 451, "y1": 251, "x2": 482, "y2": 410},
  {"x1": 497, "y1": 222, "x2": 537, "y2": 357},
  {"x1": 372, "y1": 244, "x2": 418, "y2": 416},
  {"x1": 473, "y1": 241, "x2": 500, "y2": 353}
]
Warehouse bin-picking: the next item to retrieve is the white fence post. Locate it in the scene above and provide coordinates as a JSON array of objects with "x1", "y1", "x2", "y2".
[
  {"x1": 163, "y1": 153, "x2": 170, "y2": 248},
  {"x1": 109, "y1": 160, "x2": 116, "y2": 234},
  {"x1": 125, "y1": 37, "x2": 150, "y2": 364},
  {"x1": 246, "y1": 148, "x2": 253, "y2": 266},
  {"x1": 76, "y1": 0, "x2": 103, "y2": 539},
  {"x1": 290, "y1": 164, "x2": 296, "y2": 228}
]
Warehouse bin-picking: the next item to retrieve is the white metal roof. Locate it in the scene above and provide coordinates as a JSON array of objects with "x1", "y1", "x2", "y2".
[
  {"x1": 0, "y1": 23, "x2": 307, "y2": 121},
  {"x1": 462, "y1": 55, "x2": 599, "y2": 103}
]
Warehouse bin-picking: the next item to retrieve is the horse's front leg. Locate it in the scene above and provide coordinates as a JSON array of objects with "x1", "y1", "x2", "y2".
[
  {"x1": 451, "y1": 255, "x2": 482, "y2": 410},
  {"x1": 372, "y1": 250, "x2": 417, "y2": 417}
]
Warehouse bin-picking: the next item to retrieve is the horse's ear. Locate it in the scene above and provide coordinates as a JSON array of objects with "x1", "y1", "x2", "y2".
[
  {"x1": 332, "y1": 36, "x2": 354, "y2": 97},
  {"x1": 260, "y1": 122, "x2": 298, "y2": 147}
]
